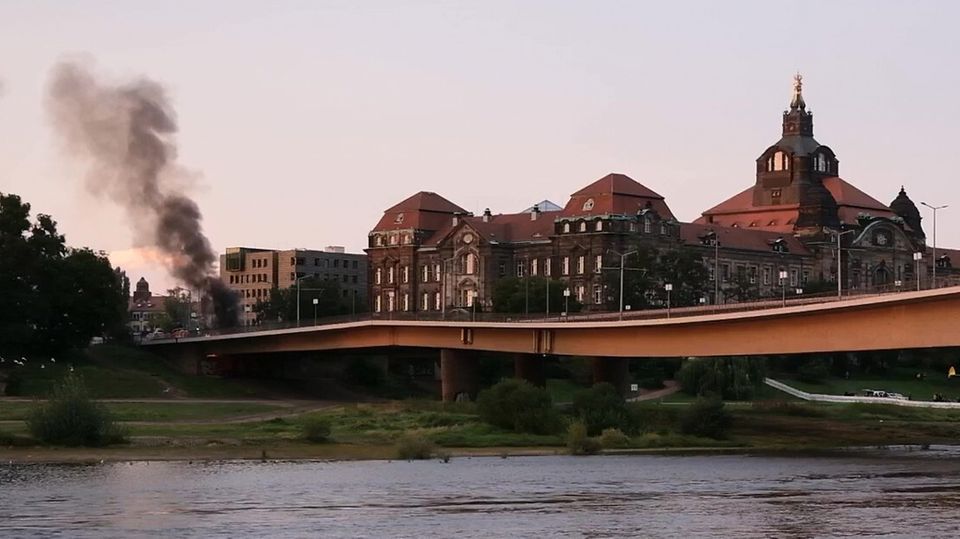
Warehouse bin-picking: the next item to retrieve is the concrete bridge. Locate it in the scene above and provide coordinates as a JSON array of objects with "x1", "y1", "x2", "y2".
[{"x1": 144, "y1": 287, "x2": 960, "y2": 400}]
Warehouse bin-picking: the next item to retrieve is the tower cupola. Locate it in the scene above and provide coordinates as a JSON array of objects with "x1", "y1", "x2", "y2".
[{"x1": 782, "y1": 73, "x2": 814, "y2": 137}]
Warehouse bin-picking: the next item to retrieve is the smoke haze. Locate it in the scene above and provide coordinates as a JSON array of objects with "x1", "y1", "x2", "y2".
[{"x1": 46, "y1": 59, "x2": 237, "y2": 327}]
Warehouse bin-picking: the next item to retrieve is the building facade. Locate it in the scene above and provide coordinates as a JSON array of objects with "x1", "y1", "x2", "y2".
[
  {"x1": 220, "y1": 246, "x2": 368, "y2": 325},
  {"x1": 365, "y1": 75, "x2": 957, "y2": 315}
]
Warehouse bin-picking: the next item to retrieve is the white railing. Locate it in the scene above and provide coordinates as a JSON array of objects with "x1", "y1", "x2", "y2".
[{"x1": 764, "y1": 378, "x2": 960, "y2": 408}]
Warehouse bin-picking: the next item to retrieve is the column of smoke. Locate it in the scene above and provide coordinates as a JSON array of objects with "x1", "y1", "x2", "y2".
[{"x1": 46, "y1": 60, "x2": 238, "y2": 328}]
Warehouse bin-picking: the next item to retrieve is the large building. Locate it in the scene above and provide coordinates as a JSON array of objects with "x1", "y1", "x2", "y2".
[
  {"x1": 220, "y1": 246, "x2": 368, "y2": 325},
  {"x1": 365, "y1": 76, "x2": 957, "y2": 314}
]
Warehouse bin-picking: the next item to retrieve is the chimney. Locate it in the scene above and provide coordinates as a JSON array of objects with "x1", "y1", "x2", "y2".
[
  {"x1": 452, "y1": 212, "x2": 463, "y2": 226},
  {"x1": 530, "y1": 204, "x2": 540, "y2": 221},
  {"x1": 482, "y1": 208, "x2": 492, "y2": 222}
]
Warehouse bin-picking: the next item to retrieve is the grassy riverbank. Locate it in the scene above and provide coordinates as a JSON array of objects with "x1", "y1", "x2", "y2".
[{"x1": 3, "y1": 398, "x2": 960, "y2": 463}]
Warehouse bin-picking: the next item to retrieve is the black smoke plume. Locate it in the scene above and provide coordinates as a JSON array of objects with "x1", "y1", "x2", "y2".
[{"x1": 46, "y1": 59, "x2": 238, "y2": 328}]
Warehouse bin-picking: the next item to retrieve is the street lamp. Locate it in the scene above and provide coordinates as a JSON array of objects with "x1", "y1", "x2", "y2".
[
  {"x1": 664, "y1": 283, "x2": 673, "y2": 318},
  {"x1": 607, "y1": 249, "x2": 638, "y2": 320},
  {"x1": 704, "y1": 230, "x2": 720, "y2": 305},
  {"x1": 563, "y1": 287, "x2": 571, "y2": 318},
  {"x1": 913, "y1": 251, "x2": 922, "y2": 291},
  {"x1": 471, "y1": 290, "x2": 478, "y2": 321},
  {"x1": 823, "y1": 226, "x2": 857, "y2": 298},
  {"x1": 295, "y1": 273, "x2": 312, "y2": 326},
  {"x1": 312, "y1": 297, "x2": 319, "y2": 326},
  {"x1": 921, "y1": 202, "x2": 948, "y2": 289},
  {"x1": 441, "y1": 257, "x2": 455, "y2": 320},
  {"x1": 778, "y1": 269, "x2": 789, "y2": 307}
]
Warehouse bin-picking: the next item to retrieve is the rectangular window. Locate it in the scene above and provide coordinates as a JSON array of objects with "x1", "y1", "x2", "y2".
[
  {"x1": 402, "y1": 266, "x2": 409, "y2": 283},
  {"x1": 434, "y1": 292, "x2": 441, "y2": 310},
  {"x1": 334, "y1": 259, "x2": 340, "y2": 268},
  {"x1": 762, "y1": 266, "x2": 771, "y2": 285},
  {"x1": 434, "y1": 263, "x2": 441, "y2": 281},
  {"x1": 387, "y1": 291, "x2": 395, "y2": 312},
  {"x1": 562, "y1": 257, "x2": 570, "y2": 275},
  {"x1": 516, "y1": 260, "x2": 525, "y2": 278},
  {"x1": 576, "y1": 285, "x2": 585, "y2": 302},
  {"x1": 422, "y1": 293, "x2": 429, "y2": 311},
  {"x1": 722, "y1": 264, "x2": 730, "y2": 282},
  {"x1": 593, "y1": 285, "x2": 602, "y2": 305},
  {"x1": 352, "y1": 260, "x2": 358, "y2": 269},
  {"x1": 749, "y1": 266, "x2": 757, "y2": 284},
  {"x1": 403, "y1": 293, "x2": 409, "y2": 311},
  {"x1": 629, "y1": 222, "x2": 637, "y2": 232},
  {"x1": 388, "y1": 267, "x2": 395, "y2": 284},
  {"x1": 499, "y1": 263, "x2": 506, "y2": 277},
  {"x1": 643, "y1": 219, "x2": 652, "y2": 234},
  {"x1": 595, "y1": 255, "x2": 603, "y2": 272},
  {"x1": 375, "y1": 295, "x2": 382, "y2": 313},
  {"x1": 577, "y1": 256, "x2": 585, "y2": 275},
  {"x1": 790, "y1": 269, "x2": 799, "y2": 287},
  {"x1": 531, "y1": 259, "x2": 538, "y2": 276},
  {"x1": 375, "y1": 268, "x2": 382, "y2": 285},
  {"x1": 545, "y1": 258, "x2": 552, "y2": 277},
  {"x1": 802, "y1": 270, "x2": 810, "y2": 284}
]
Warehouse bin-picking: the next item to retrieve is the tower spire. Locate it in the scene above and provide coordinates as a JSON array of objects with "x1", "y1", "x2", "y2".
[{"x1": 790, "y1": 72, "x2": 806, "y2": 111}]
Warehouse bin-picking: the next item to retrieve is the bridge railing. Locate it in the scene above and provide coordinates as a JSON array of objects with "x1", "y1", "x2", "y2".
[{"x1": 143, "y1": 282, "x2": 957, "y2": 343}]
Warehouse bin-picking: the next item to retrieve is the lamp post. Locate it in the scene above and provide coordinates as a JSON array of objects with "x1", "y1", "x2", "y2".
[
  {"x1": 441, "y1": 257, "x2": 455, "y2": 320},
  {"x1": 471, "y1": 290, "x2": 478, "y2": 321},
  {"x1": 823, "y1": 227, "x2": 857, "y2": 298},
  {"x1": 664, "y1": 283, "x2": 673, "y2": 318},
  {"x1": 913, "y1": 252, "x2": 922, "y2": 291},
  {"x1": 704, "y1": 231, "x2": 720, "y2": 305},
  {"x1": 312, "y1": 297, "x2": 319, "y2": 326},
  {"x1": 545, "y1": 278, "x2": 550, "y2": 316},
  {"x1": 607, "y1": 249, "x2": 638, "y2": 320},
  {"x1": 524, "y1": 255, "x2": 530, "y2": 316},
  {"x1": 563, "y1": 287, "x2": 571, "y2": 318},
  {"x1": 778, "y1": 269, "x2": 789, "y2": 307},
  {"x1": 921, "y1": 202, "x2": 948, "y2": 289},
  {"x1": 295, "y1": 273, "x2": 311, "y2": 326}
]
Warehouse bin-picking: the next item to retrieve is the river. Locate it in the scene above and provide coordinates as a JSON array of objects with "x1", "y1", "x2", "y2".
[{"x1": 2, "y1": 449, "x2": 960, "y2": 538}]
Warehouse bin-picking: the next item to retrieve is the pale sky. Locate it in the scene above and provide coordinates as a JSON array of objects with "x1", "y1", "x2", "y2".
[{"x1": 2, "y1": 1, "x2": 959, "y2": 292}]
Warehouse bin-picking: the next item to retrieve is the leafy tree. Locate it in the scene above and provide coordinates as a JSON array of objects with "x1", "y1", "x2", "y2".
[
  {"x1": 602, "y1": 245, "x2": 659, "y2": 310},
  {"x1": 677, "y1": 357, "x2": 767, "y2": 400},
  {"x1": 653, "y1": 247, "x2": 709, "y2": 307},
  {"x1": 604, "y1": 244, "x2": 709, "y2": 311},
  {"x1": 254, "y1": 276, "x2": 348, "y2": 323},
  {"x1": 161, "y1": 287, "x2": 194, "y2": 331},
  {"x1": 491, "y1": 277, "x2": 579, "y2": 314},
  {"x1": 0, "y1": 193, "x2": 126, "y2": 355},
  {"x1": 726, "y1": 272, "x2": 759, "y2": 303},
  {"x1": 476, "y1": 378, "x2": 560, "y2": 434},
  {"x1": 571, "y1": 383, "x2": 633, "y2": 435},
  {"x1": 679, "y1": 396, "x2": 732, "y2": 439}
]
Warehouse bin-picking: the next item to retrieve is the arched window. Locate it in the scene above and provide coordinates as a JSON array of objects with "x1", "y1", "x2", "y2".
[
  {"x1": 579, "y1": 221, "x2": 587, "y2": 232},
  {"x1": 563, "y1": 222, "x2": 571, "y2": 233},
  {"x1": 815, "y1": 153, "x2": 827, "y2": 172},
  {"x1": 465, "y1": 253, "x2": 476, "y2": 275},
  {"x1": 594, "y1": 220, "x2": 603, "y2": 231},
  {"x1": 773, "y1": 151, "x2": 787, "y2": 171}
]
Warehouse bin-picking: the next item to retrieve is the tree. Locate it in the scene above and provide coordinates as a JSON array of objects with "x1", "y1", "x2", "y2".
[
  {"x1": 727, "y1": 272, "x2": 759, "y2": 303},
  {"x1": 0, "y1": 193, "x2": 126, "y2": 355},
  {"x1": 602, "y1": 245, "x2": 658, "y2": 310},
  {"x1": 491, "y1": 277, "x2": 578, "y2": 314},
  {"x1": 653, "y1": 247, "x2": 709, "y2": 307},
  {"x1": 253, "y1": 276, "x2": 348, "y2": 323},
  {"x1": 161, "y1": 287, "x2": 194, "y2": 331}
]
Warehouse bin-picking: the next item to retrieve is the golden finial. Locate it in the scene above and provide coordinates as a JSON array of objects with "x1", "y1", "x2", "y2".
[{"x1": 790, "y1": 72, "x2": 806, "y2": 111}]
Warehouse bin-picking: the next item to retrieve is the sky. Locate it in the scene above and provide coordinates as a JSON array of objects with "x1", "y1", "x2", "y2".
[{"x1": 2, "y1": 1, "x2": 960, "y2": 292}]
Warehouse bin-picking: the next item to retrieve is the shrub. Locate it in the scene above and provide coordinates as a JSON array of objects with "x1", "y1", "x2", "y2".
[
  {"x1": 477, "y1": 379, "x2": 560, "y2": 434},
  {"x1": 571, "y1": 383, "x2": 632, "y2": 435},
  {"x1": 566, "y1": 420, "x2": 601, "y2": 455},
  {"x1": 301, "y1": 416, "x2": 332, "y2": 443},
  {"x1": 396, "y1": 432, "x2": 436, "y2": 460},
  {"x1": 599, "y1": 428, "x2": 630, "y2": 449},
  {"x1": 797, "y1": 359, "x2": 831, "y2": 384},
  {"x1": 679, "y1": 396, "x2": 732, "y2": 439},
  {"x1": 677, "y1": 357, "x2": 766, "y2": 400},
  {"x1": 27, "y1": 372, "x2": 126, "y2": 447}
]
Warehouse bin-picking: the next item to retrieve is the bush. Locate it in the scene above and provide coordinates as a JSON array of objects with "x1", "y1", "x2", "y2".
[
  {"x1": 571, "y1": 383, "x2": 632, "y2": 435},
  {"x1": 477, "y1": 379, "x2": 560, "y2": 434},
  {"x1": 27, "y1": 372, "x2": 126, "y2": 446},
  {"x1": 599, "y1": 428, "x2": 630, "y2": 449},
  {"x1": 797, "y1": 359, "x2": 831, "y2": 384},
  {"x1": 566, "y1": 420, "x2": 601, "y2": 455},
  {"x1": 301, "y1": 416, "x2": 332, "y2": 443},
  {"x1": 396, "y1": 432, "x2": 436, "y2": 460},
  {"x1": 679, "y1": 396, "x2": 732, "y2": 439},
  {"x1": 677, "y1": 357, "x2": 766, "y2": 400}
]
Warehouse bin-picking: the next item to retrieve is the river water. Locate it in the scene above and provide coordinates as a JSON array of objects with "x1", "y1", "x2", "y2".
[{"x1": 2, "y1": 449, "x2": 960, "y2": 538}]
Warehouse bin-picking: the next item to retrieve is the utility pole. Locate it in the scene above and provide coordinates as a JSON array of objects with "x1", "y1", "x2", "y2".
[
  {"x1": 823, "y1": 227, "x2": 856, "y2": 298},
  {"x1": 606, "y1": 249, "x2": 638, "y2": 320}
]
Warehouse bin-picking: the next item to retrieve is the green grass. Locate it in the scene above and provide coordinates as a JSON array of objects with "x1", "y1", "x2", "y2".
[
  {"x1": 546, "y1": 378, "x2": 586, "y2": 403},
  {"x1": 778, "y1": 370, "x2": 960, "y2": 401},
  {"x1": 0, "y1": 401, "x2": 287, "y2": 422}
]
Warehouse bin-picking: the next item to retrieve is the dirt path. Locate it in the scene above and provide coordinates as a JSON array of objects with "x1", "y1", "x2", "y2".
[{"x1": 627, "y1": 380, "x2": 680, "y2": 402}]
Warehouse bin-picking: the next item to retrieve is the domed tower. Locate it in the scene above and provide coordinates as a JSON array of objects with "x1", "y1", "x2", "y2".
[
  {"x1": 889, "y1": 186, "x2": 925, "y2": 239},
  {"x1": 754, "y1": 74, "x2": 839, "y2": 234},
  {"x1": 133, "y1": 277, "x2": 151, "y2": 301}
]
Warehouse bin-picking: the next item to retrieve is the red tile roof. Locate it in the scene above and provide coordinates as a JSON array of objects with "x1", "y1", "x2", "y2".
[
  {"x1": 372, "y1": 191, "x2": 466, "y2": 232},
  {"x1": 697, "y1": 177, "x2": 897, "y2": 232},
  {"x1": 422, "y1": 211, "x2": 555, "y2": 246},
  {"x1": 680, "y1": 223, "x2": 811, "y2": 256},
  {"x1": 560, "y1": 173, "x2": 676, "y2": 220}
]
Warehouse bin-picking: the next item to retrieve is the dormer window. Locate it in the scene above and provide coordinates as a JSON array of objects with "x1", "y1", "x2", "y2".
[
  {"x1": 563, "y1": 222, "x2": 571, "y2": 233},
  {"x1": 594, "y1": 220, "x2": 603, "y2": 232},
  {"x1": 579, "y1": 221, "x2": 587, "y2": 232},
  {"x1": 768, "y1": 151, "x2": 788, "y2": 172},
  {"x1": 582, "y1": 198, "x2": 595, "y2": 211},
  {"x1": 374, "y1": 235, "x2": 383, "y2": 247}
]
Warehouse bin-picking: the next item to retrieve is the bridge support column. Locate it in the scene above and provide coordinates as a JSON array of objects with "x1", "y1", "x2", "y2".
[
  {"x1": 513, "y1": 353, "x2": 546, "y2": 387},
  {"x1": 440, "y1": 349, "x2": 478, "y2": 402},
  {"x1": 592, "y1": 357, "x2": 629, "y2": 395}
]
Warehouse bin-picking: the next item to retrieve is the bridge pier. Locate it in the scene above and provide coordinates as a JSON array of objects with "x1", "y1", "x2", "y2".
[
  {"x1": 513, "y1": 353, "x2": 546, "y2": 387},
  {"x1": 592, "y1": 357, "x2": 629, "y2": 395},
  {"x1": 440, "y1": 349, "x2": 479, "y2": 402}
]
